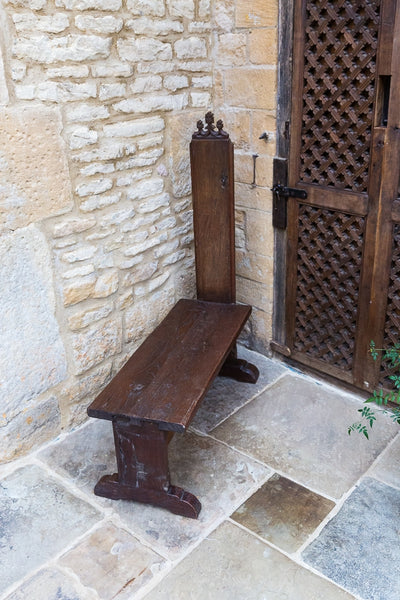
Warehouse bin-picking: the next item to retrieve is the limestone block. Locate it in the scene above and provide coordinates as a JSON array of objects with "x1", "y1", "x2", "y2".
[
  {"x1": 62, "y1": 264, "x2": 95, "y2": 279},
  {"x1": 70, "y1": 316, "x2": 122, "y2": 374},
  {"x1": 0, "y1": 106, "x2": 73, "y2": 231},
  {"x1": 4, "y1": 0, "x2": 47, "y2": 8},
  {"x1": 235, "y1": 182, "x2": 273, "y2": 211},
  {"x1": 191, "y1": 91, "x2": 211, "y2": 107},
  {"x1": 236, "y1": 248, "x2": 273, "y2": 284},
  {"x1": 52, "y1": 216, "x2": 96, "y2": 237},
  {"x1": 56, "y1": 0, "x2": 122, "y2": 9},
  {"x1": 216, "y1": 33, "x2": 247, "y2": 66},
  {"x1": 114, "y1": 93, "x2": 188, "y2": 114},
  {"x1": 0, "y1": 396, "x2": 61, "y2": 462},
  {"x1": 117, "y1": 37, "x2": 172, "y2": 62},
  {"x1": 130, "y1": 75, "x2": 163, "y2": 94},
  {"x1": 125, "y1": 287, "x2": 175, "y2": 343},
  {"x1": 47, "y1": 64, "x2": 89, "y2": 78},
  {"x1": 126, "y1": 16, "x2": 183, "y2": 36},
  {"x1": 91, "y1": 61, "x2": 133, "y2": 78},
  {"x1": 163, "y1": 74, "x2": 188, "y2": 91},
  {"x1": 92, "y1": 270, "x2": 119, "y2": 298},
  {"x1": 0, "y1": 226, "x2": 67, "y2": 426},
  {"x1": 63, "y1": 274, "x2": 96, "y2": 306},
  {"x1": 75, "y1": 15, "x2": 123, "y2": 33},
  {"x1": 236, "y1": 0, "x2": 278, "y2": 27},
  {"x1": 65, "y1": 102, "x2": 109, "y2": 122},
  {"x1": 103, "y1": 115, "x2": 164, "y2": 138},
  {"x1": 168, "y1": 0, "x2": 194, "y2": 18},
  {"x1": 12, "y1": 13, "x2": 70, "y2": 33},
  {"x1": 217, "y1": 108, "x2": 251, "y2": 151},
  {"x1": 199, "y1": 0, "x2": 210, "y2": 18},
  {"x1": 127, "y1": 0, "x2": 165, "y2": 16},
  {"x1": 174, "y1": 36, "x2": 207, "y2": 59},
  {"x1": 224, "y1": 68, "x2": 277, "y2": 110},
  {"x1": 67, "y1": 125, "x2": 98, "y2": 149},
  {"x1": 99, "y1": 83, "x2": 126, "y2": 101},
  {"x1": 13, "y1": 34, "x2": 112, "y2": 63},
  {"x1": 249, "y1": 27, "x2": 278, "y2": 65},
  {"x1": 75, "y1": 178, "x2": 113, "y2": 197},
  {"x1": 215, "y1": 0, "x2": 234, "y2": 31}
]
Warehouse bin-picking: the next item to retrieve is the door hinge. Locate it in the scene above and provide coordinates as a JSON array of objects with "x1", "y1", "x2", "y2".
[{"x1": 272, "y1": 184, "x2": 308, "y2": 229}]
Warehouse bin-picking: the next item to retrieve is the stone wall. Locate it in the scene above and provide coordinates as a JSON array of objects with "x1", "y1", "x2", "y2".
[{"x1": 0, "y1": 0, "x2": 278, "y2": 462}]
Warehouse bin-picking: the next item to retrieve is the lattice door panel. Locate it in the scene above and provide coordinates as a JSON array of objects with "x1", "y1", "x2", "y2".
[
  {"x1": 300, "y1": 0, "x2": 381, "y2": 192},
  {"x1": 381, "y1": 224, "x2": 400, "y2": 387},
  {"x1": 293, "y1": 205, "x2": 365, "y2": 370}
]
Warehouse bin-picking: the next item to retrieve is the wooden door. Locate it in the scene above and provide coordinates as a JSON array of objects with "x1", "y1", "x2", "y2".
[{"x1": 281, "y1": 0, "x2": 400, "y2": 391}]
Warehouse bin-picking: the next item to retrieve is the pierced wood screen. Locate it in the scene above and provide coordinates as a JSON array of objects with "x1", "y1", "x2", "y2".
[
  {"x1": 293, "y1": 205, "x2": 365, "y2": 370},
  {"x1": 381, "y1": 224, "x2": 400, "y2": 386},
  {"x1": 300, "y1": 0, "x2": 381, "y2": 192}
]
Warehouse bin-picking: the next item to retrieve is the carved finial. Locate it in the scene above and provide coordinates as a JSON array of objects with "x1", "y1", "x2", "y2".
[
  {"x1": 192, "y1": 112, "x2": 230, "y2": 139},
  {"x1": 205, "y1": 111, "x2": 215, "y2": 132}
]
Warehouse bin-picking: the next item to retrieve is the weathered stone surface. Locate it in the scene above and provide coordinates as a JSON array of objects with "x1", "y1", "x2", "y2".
[
  {"x1": 0, "y1": 106, "x2": 72, "y2": 231},
  {"x1": 191, "y1": 346, "x2": 286, "y2": 433},
  {"x1": 0, "y1": 30, "x2": 9, "y2": 105},
  {"x1": 4, "y1": 567, "x2": 98, "y2": 600},
  {"x1": 0, "y1": 396, "x2": 61, "y2": 462},
  {"x1": 224, "y1": 68, "x2": 277, "y2": 110},
  {"x1": 59, "y1": 522, "x2": 165, "y2": 599},
  {"x1": 39, "y1": 422, "x2": 271, "y2": 559},
  {"x1": 216, "y1": 33, "x2": 247, "y2": 66},
  {"x1": 212, "y1": 375, "x2": 398, "y2": 498},
  {"x1": 70, "y1": 316, "x2": 122, "y2": 374},
  {"x1": 303, "y1": 478, "x2": 400, "y2": 600},
  {"x1": 232, "y1": 473, "x2": 335, "y2": 553},
  {"x1": 0, "y1": 465, "x2": 101, "y2": 595},
  {"x1": 0, "y1": 226, "x2": 67, "y2": 428},
  {"x1": 147, "y1": 520, "x2": 354, "y2": 599},
  {"x1": 236, "y1": 0, "x2": 278, "y2": 27},
  {"x1": 370, "y1": 434, "x2": 400, "y2": 488},
  {"x1": 249, "y1": 27, "x2": 278, "y2": 65}
]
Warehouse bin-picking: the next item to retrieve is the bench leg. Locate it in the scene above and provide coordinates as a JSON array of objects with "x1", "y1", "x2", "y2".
[
  {"x1": 93, "y1": 420, "x2": 202, "y2": 519},
  {"x1": 219, "y1": 345, "x2": 259, "y2": 383}
]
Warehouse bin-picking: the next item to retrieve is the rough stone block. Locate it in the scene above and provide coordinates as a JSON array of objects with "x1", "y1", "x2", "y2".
[
  {"x1": 63, "y1": 274, "x2": 96, "y2": 306},
  {"x1": 71, "y1": 316, "x2": 122, "y2": 374},
  {"x1": 168, "y1": 0, "x2": 194, "y2": 18},
  {"x1": 126, "y1": 16, "x2": 183, "y2": 36},
  {"x1": 75, "y1": 14, "x2": 123, "y2": 33},
  {"x1": 13, "y1": 34, "x2": 112, "y2": 63},
  {"x1": 103, "y1": 115, "x2": 164, "y2": 138},
  {"x1": 117, "y1": 37, "x2": 172, "y2": 62},
  {"x1": 0, "y1": 226, "x2": 67, "y2": 427},
  {"x1": 92, "y1": 270, "x2": 118, "y2": 298},
  {"x1": 216, "y1": 33, "x2": 247, "y2": 66},
  {"x1": 56, "y1": 0, "x2": 122, "y2": 9},
  {"x1": 236, "y1": 0, "x2": 278, "y2": 27},
  {"x1": 127, "y1": 0, "x2": 165, "y2": 16},
  {"x1": 0, "y1": 106, "x2": 73, "y2": 231},
  {"x1": 174, "y1": 36, "x2": 207, "y2": 59},
  {"x1": 13, "y1": 13, "x2": 70, "y2": 33},
  {"x1": 0, "y1": 396, "x2": 61, "y2": 462}
]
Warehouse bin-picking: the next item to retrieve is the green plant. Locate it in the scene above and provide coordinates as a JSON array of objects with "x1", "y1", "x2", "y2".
[{"x1": 348, "y1": 341, "x2": 400, "y2": 439}]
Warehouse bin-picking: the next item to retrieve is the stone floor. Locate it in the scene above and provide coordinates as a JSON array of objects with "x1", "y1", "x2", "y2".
[{"x1": 1, "y1": 346, "x2": 400, "y2": 600}]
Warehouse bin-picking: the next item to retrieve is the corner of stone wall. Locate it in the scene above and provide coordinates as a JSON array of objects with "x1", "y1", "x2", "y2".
[{"x1": 212, "y1": 0, "x2": 278, "y2": 354}]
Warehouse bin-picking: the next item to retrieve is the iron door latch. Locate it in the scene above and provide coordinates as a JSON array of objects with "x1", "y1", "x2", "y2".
[{"x1": 272, "y1": 184, "x2": 308, "y2": 229}]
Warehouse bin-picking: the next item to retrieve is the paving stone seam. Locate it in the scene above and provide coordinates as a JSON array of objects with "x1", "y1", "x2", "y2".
[
  {"x1": 0, "y1": 518, "x2": 110, "y2": 600},
  {"x1": 190, "y1": 370, "x2": 290, "y2": 436},
  {"x1": 226, "y1": 517, "x2": 360, "y2": 600},
  {"x1": 133, "y1": 468, "x2": 276, "y2": 599}
]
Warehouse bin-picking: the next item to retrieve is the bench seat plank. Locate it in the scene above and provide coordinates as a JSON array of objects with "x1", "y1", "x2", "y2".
[{"x1": 88, "y1": 298, "x2": 251, "y2": 432}]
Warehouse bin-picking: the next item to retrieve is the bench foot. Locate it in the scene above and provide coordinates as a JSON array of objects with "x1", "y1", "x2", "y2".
[
  {"x1": 93, "y1": 420, "x2": 202, "y2": 519},
  {"x1": 220, "y1": 349, "x2": 259, "y2": 383},
  {"x1": 94, "y1": 475, "x2": 201, "y2": 519}
]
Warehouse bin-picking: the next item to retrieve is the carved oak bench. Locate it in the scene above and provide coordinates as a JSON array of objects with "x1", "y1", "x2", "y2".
[{"x1": 87, "y1": 113, "x2": 259, "y2": 518}]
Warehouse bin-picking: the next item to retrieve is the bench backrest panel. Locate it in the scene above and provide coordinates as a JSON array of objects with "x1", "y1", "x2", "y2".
[{"x1": 190, "y1": 128, "x2": 235, "y2": 304}]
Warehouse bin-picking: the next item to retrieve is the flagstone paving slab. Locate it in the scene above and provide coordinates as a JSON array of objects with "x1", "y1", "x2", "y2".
[
  {"x1": 212, "y1": 375, "x2": 398, "y2": 498},
  {"x1": 231, "y1": 473, "x2": 335, "y2": 553},
  {"x1": 370, "y1": 433, "x2": 400, "y2": 489},
  {"x1": 303, "y1": 477, "x2": 400, "y2": 600},
  {"x1": 144, "y1": 520, "x2": 355, "y2": 599},
  {"x1": 0, "y1": 464, "x2": 101, "y2": 595},
  {"x1": 4, "y1": 568, "x2": 98, "y2": 600},
  {"x1": 191, "y1": 347, "x2": 287, "y2": 433},
  {"x1": 38, "y1": 421, "x2": 271, "y2": 559},
  {"x1": 59, "y1": 522, "x2": 166, "y2": 600}
]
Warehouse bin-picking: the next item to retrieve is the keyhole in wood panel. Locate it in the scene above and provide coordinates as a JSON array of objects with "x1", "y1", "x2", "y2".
[{"x1": 220, "y1": 173, "x2": 228, "y2": 188}]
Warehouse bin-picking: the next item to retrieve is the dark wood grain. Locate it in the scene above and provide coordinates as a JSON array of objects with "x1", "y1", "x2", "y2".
[{"x1": 88, "y1": 299, "x2": 251, "y2": 431}]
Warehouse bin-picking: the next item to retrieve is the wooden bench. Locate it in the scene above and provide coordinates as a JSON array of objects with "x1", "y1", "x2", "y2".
[{"x1": 87, "y1": 113, "x2": 259, "y2": 519}]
